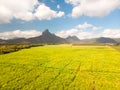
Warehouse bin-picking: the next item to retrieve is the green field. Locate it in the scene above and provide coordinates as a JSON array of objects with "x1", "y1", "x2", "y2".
[
  {"x1": 0, "y1": 45, "x2": 120, "y2": 90},
  {"x1": 112, "y1": 45, "x2": 120, "y2": 51}
]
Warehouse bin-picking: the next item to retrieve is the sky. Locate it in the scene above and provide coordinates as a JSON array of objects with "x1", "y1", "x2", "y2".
[{"x1": 0, "y1": 0, "x2": 120, "y2": 39}]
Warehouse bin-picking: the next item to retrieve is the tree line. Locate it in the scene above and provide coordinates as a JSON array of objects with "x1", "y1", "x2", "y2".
[{"x1": 0, "y1": 44, "x2": 43, "y2": 55}]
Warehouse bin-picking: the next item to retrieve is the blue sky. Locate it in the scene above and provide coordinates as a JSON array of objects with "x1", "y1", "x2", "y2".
[{"x1": 0, "y1": 0, "x2": 120, "y2": 39}]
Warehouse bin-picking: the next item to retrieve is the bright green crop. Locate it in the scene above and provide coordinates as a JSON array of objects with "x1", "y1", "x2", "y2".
[{"x1": 0, "y1": 45, "x2": 120, "y2": 90}]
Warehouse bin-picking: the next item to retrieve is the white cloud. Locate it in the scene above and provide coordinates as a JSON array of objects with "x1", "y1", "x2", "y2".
[
  {"x1": 92, "y1": 27, "x2": 99, "y2": 31},
  {"x1": 56, "y1": 22, "x2": 100, "y2": 39},
  {"x1": 56, "y1": 29, "x2": 78, "y2": 38},
  {"x1": 56, "y1": 28, "x2": 97, "y2": 39},
  {"x1": 65, "y1": 0, "x2": 120, "y2": 18},
  {"x1": 101, "y1": 29, "x2": 120, "y2": 38},
  {"x1": 35, "y1": 4, "x2": 64, "y2": 20},
  {"x1": 56, "y1": 22, "x2": 120, "y2": 39},
  {"x1": 57, "y1": 5, "x2": 60, "y2": 9},
  {"x1": 0, "y1": 0, "x2": 38, "y2": 23},
  {"x1": 65, "y1": 0, "x2": 80, "y2": 6},
  {"x1": 1, "y1": 27, "x2": 120, "y2": 40},
  {"x1": 14, "y1": 12, "x2": 35, "y2": 21},
  {"x1": 0, "y1": 6, "x2": 13, "y2": 23},
  {"x1": 76, "y1": 22, "x2": 93, "y2": 29},
  {"x1": 0, "y1": 0, "x2": 65, "y2": 24},
  {"x1": 75, "y1": 22, "x2": 100, "y2": 31},
  {"x1": 0, "y1": 30, "x2": 41, "y2": 40}
]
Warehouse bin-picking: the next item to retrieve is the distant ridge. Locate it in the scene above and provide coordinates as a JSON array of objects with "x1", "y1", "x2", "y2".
[
  {"x1": 96, "y1": 37, "x2": 117, "y2": 43},
  {"x1": 6, "y1": 38, "x2": 28, "y2": 44},
  {"x1": 66, "y1": 36, "x2": 80, "y2": 43},
  {"x1": 80, "y1": 37, "x2": 117, "y2": 44},
  {"x1": 0, "y1": 29, "x2": 120, "y2": 44},
  {"x1": 113, "y1": 38, "x2": 120, "y2": 43}
]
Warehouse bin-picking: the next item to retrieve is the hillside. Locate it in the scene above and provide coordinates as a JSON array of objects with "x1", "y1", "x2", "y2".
[
  {"x1": 80, "y1": 37, "x2": 117, "y2": 44},
  {"x1": 66, "y1": 36, "x2": 80, "y2": 43},
  {"x1": 27, "y1": 29, "x2": 67, "y2": 44},
  {"x1": 6, "y1": 38, "x2": 28, "y2": 44},
  {"x1": 96, "y1": 37, "x2": 117, "y2": 43},
  {"x1": 114, "y1": 38, "x2": 120, "y2": 43}
]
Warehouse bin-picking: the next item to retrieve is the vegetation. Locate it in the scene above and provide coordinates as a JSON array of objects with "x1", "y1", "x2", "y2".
[
  {"x1": 112, "y1": 44, "x2": 120, "y2": 51},
  {"x1": 0, "y1": 44, "x2": 43, "y2": 55},
  {"x1": 0, "y1": 45, "x2": 120, "y2": 90}
]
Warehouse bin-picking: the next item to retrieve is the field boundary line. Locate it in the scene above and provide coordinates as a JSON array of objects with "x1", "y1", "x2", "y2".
[
  {"x1": 45, "y1": 60, "x2": 73, "y2": 90},
  {"x1": 66, "y1": 62, "x2": 81, "y2": 90}
]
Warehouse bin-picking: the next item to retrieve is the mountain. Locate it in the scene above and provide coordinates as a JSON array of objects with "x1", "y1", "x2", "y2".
[
  {"x1": 0, "y1": 29, "x2": 67, "y2": 44},
  {"x1": 80, "y1": 37, "x2": 117, "y2": 44},
  {"x1": 27, "y1": 29, "x2": 67, "y2": 44},
  {"x1": 96, "y1": 37, "x2": 117, "y2": 43},
  {"x1": 114, "y1": 38, "x2": 120, "y2": 43},
  {"x1": 0, "y1": 30, "x2": 119, "y2": 44},
  {"x1": 6, "y1": 38, "x2": 28, "y2": 44},
  {"x1": 79, "y1": 38, "x2": 97, "y2": 44},
  {"x1": 66, "y1": 36, "x2": 80, "y2": 43}
]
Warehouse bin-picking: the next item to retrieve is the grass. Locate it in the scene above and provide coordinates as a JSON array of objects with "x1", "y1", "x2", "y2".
[
  {"x1": 112, "y1": 45, "x2": 120, "y2": 51},
  {"x1": 0, "y1": 45, "x2": 120, "y2": 90}
]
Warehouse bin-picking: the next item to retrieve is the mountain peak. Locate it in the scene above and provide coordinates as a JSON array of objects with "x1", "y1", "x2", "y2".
[
  {"x1": 43, "y1": 29, "x2": 49, "y2": 32},
  {"x1": 66, "y1": 35, "x2": 80, "y2": 43},
  {"x1": 42, "y1": 29, "x2": 51, "y2": 35},
  {"x1": 67, "y1": 36, "x2": 80, "y2": 40}
]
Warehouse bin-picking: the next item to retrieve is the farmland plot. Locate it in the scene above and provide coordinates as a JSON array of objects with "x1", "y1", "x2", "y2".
[{"x1": 0, "y1": 45, "x2": 120, "y2": 90}]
